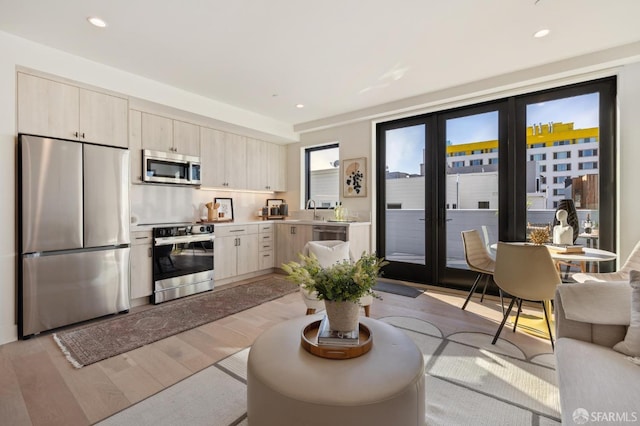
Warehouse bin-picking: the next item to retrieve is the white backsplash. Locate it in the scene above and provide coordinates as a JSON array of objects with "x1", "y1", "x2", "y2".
[{"x1": 130, "y1": 184, "x2": 284, "y2": 225}]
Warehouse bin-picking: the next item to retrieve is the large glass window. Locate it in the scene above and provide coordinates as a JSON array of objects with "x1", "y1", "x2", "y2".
[
  {"x1": 377, "y1": 77, "x2": 615, "y2": 288},
  {"x1": 305, "y1": 144, "x2": 339, "y2": 208}
]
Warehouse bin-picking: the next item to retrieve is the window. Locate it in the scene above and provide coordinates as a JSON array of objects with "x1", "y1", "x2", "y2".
[
  {"x1": 579, "y1": 149, "x2": 598, "y2": 157},
  {"x1": 553, "y1": 151, "x2": 571, "y2": 159},
  {"x1": 470, "y1": 159, "x2": 482, "y2": 166},
  {"x1": 478, "y1": 201, "x2": 490, "y2": 209},
  {"x1": 305, "y1": 144, "x2": 339, "y2": 208},
  {"x1": 451, "y1": 160, "x2": 464, "y2": 167},
  {"x1": 553, "y1": 163, "x2": 571, "y2": 171},
  {"x1": 530, "y1": 153, "x2": 546, "y2": 161},
  {"x1": 553, "y1": 176, "x2": 570, "y2": 184},
  {"x1": 579, "y1": 161, "x2": 598, "y2": 170},
  {"x1": 553, "y1": 189, "x2": 566, "y2": 196},
  {"x1": 471, "y1": 149, "x2": 483, "y2": 154},
  {"x1": 540, "y1": 165, "x2": 547, "y2": 172},
  {"x1": 578, "y1": 137, "x2": 597, "y2": 144},
  {"x1": 489, "y1": 158, "x2": 499, "y2": 165},
  {"x1": 553, "y1": 140, "x2": 571, "y2": 146},
  {"x1": 530, "y1": 142, "x2": 546, "y2": 148},
  {"x1": 387, "y1": 203, "x2": 402, "y2": 209}
]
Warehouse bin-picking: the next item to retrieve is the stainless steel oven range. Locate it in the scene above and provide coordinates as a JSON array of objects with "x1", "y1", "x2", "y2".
[{"x1": 152, "y1": 224, "x2": 214, "y2": 304}]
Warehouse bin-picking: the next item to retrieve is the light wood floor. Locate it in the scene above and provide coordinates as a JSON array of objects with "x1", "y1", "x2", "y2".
[{"x1": 0, "y1": 274, "x2": 553, "y2": 426}]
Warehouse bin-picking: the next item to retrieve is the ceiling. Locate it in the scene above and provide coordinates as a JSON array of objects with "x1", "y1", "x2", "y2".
[{"x1": 1, "y1": 0, "x2": 640, "y2": 129}]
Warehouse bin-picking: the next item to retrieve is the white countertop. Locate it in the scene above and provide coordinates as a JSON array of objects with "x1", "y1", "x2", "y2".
[
  {"x1": 213, "y1": 219, "x2": 371, "y2": 227},
  {"x1": 131, "y1": 219, "x2": 371, "y2": 232}
]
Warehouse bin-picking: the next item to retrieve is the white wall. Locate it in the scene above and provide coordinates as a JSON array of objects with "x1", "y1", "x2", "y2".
[{"x1": 0, "y1": 30, "x2": 294, "y2": 344}]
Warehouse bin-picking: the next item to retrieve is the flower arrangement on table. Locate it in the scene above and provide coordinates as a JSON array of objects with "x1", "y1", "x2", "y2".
[
  {"x1": 283, "y1": 252, "x2": 388, "y2": 332},
  {"x1": 282, "y1": 252, "x2": 388, "y2": 302}
]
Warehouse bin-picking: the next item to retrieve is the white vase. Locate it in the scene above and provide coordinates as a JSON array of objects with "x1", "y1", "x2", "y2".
[{"x1": 324, "y1": 300, "x2": 360, "y2": 332}]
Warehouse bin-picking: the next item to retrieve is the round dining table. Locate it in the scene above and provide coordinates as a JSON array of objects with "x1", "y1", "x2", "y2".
[{"x1": 490, "y1": 243, "x2": 616, "y2": 273}]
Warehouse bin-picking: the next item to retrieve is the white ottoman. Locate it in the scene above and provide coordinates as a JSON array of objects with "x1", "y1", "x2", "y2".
[{"x1": 247, "y1": 315, "x2": 425, "y2": 426}]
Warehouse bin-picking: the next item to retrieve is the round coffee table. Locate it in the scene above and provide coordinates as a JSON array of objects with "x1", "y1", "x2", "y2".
[{"x1": 247, "y1": 315, "x2": 425, "y2": 426}]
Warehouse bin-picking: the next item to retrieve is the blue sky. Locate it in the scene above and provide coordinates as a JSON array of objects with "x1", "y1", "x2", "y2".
[{"x1": 386, "y1": 92, "x2": 599, "y2": 174}]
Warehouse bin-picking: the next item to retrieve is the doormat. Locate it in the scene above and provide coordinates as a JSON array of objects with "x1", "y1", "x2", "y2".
[
  {"x1": 373, "y1": 281, "x2": 424, "y2": 298},
  {"x1": 53, "y1": 276, "x2": 298, "y2": 368}
]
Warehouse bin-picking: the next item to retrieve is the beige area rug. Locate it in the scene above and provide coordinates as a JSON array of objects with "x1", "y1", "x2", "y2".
[
  {"x1": 97, "y1": 316, "x2": 560, "y2": 426},
  {"x1": 53, "y1": 276, "x2": 298, "y2": 368}
]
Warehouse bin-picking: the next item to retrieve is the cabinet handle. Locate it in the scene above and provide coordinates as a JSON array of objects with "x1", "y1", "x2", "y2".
[
  {"x1": 263, "y1": 235, "x2": 270, "y2": 239},
  {"x1": 81, "y1": 132, "x2": 85, "y2": 139},
  {"x1": 291, "y1": 226, "x2": 297, "y2": 235},
  {"x1": 230, "y1": 229, "x2": 244, "y2": 233},
  {"x1": 74, "y1": 131, "x2": 79, "y2": 138},
  {"x1": 263, "y1": 254, "x2": 271, "y2": 258},
  {"x1": 135, "y1": 236, "x2": 149, "y2": 240}
]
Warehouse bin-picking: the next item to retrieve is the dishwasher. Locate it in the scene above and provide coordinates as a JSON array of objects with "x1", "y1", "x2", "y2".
[{"x1": 312, "y1": 225, "x2": 347, "y2": 241}]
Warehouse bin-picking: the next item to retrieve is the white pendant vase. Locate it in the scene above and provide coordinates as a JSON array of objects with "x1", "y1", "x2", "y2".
[{"x1": 324, "y1": 300, "x2": 360, "y2": 332}]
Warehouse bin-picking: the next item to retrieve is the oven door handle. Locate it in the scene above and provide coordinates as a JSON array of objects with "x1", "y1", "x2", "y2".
[{"x1": 155, "y1": 235, "x2": 215, "y2": 246}]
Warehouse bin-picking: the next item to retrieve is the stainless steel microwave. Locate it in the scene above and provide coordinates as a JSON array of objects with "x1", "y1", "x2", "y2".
[{"x1": 142, "y1": 149, "x2": 201, "y2": 185}]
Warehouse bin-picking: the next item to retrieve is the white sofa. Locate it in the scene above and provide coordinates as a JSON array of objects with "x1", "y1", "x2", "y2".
[{"x1": 554, "y1": 282, "x2": 640, "y2": 424}]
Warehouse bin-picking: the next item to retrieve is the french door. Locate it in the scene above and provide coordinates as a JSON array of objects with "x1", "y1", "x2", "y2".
[
  {"x1": 376, "y1": 116, "x2": 435, "y2": 282},
  {"x1": 376, "y1": 77, "x2": 616, "y2": 288}
]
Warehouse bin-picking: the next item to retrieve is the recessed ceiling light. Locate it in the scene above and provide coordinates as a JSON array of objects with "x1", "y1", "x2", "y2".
[
  {"x1": 87, "y1": 17, "x2": 107, "y2": 28},
  {"x1": 296, "y1": 104, "x2": 305, "y2": 109},
  {"x1": 533, "y1": 28, "x2": 550, "y2": 38}
]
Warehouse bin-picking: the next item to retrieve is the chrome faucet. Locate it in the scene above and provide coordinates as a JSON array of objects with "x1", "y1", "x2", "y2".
[{"x1": 306, "y1": 199, "x2": 318, "y2": 220}]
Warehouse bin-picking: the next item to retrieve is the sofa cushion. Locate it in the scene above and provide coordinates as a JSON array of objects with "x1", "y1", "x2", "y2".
[
  {"x1": 613, "y1": 270, "x2": 640, "y2": 356},
  {"x1": 556, "y1": 281, "x2": 631, "y2": 325},
  {"x1": 556, "y1": 338, "x2": 640, "y2": 424}
]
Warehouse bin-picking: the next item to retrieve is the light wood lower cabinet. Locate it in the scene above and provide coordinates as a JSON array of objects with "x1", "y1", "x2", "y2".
[
  {"x1": 275, "y1": 224, "x2": 313, "y2": 268},
  {"x1": 215, "y1": 225, "x2": 260, "y2": 281},
  {"x1": 130, "y1": 231, "x2": 153, "y2": 299},
  {"x1": 275, "y1": 223, "x2": 371, "y2": 268},
  {"x1": 258, "y1": 223, "x2": 275, "y2": 269}
]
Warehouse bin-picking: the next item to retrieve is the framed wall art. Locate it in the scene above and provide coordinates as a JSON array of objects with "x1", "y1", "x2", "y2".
[
  {"x1": 214, "y1": 197, "x2": 234, "y2": 221},
  {"x1": 343, "y1": 157, "x2": 366, "y2": 197}
]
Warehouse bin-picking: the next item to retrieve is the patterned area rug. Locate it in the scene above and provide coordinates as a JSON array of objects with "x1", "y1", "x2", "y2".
[
  {"x1": 96, "y1": 316, "x2": 559, "y2": 426},
  {"x1": 53, "y1": 276, "x2": 298, "y2": 368}
]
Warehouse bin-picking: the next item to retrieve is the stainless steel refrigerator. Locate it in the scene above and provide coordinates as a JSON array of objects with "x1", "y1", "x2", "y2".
[{"x1": 19, "y1": 134, "x2": 130, "y2": 338}]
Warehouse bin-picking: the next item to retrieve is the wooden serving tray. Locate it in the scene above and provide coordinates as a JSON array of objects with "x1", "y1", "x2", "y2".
[{"x1": 301, "y1": 320, "x2": 372, "y2": 359}]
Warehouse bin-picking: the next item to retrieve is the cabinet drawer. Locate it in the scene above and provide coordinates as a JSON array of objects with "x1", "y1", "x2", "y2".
[
  {"x1": 260, "y1": 251, "x2": 274, "y2": 269},
  {"x1": 260, "y1": 223, "x2": 273, "y2": 233},
  {"x1": 259, "y1": 233, "x2": 274, "y2": 244},
  {"x1": 215, "y1": 224, "x2": 258, "y2": 237},
  {"x1": 131, "y1": 231, "x2": 152, "y2": 245},
  {"x1": 259, "y1": 241, "x2": 273, "y2": 252}
]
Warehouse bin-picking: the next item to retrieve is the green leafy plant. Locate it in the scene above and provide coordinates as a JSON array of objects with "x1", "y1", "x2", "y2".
[{"x1": 282, "y1": 253, "x2": 388, "y2": 302}]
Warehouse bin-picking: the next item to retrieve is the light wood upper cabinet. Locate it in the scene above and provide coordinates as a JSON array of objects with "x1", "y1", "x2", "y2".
[
  {"x1": 267, "y1": 142, "x2": 286, "y2": 191},
  {"x1": 201, "y1": 127, "x2": 247, "y2": 189},
  {"x1": 246, "y1": 137, "x2": 267, "y2": 191},
  {"x1": 18, "y1": 72, "x2": 128, "y2": 147},
  {"x1": 141, "y1": 113, "x2": 200, "y2": 156},
  {"x1": 79, "y1": 88, "x2": 128, "y2": 147},
  {"x1": 141, "y1": 112, "x2": 173, "y2": 152},
  {"x1": 200, "y1": 127, "x2": 227, "y2": 187},
  {"x1": 246, "y1": 139, "x2": 286, "y2": 191},
  {"x1": 226, "y1": 132, "x2": 247, "y2": 189},
  {"x1": 129, "y1": 110, "x2": 143, "y2": 183},
  {"x1": 173, "y1": 120, "x2": 200, "y2": 156}
]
